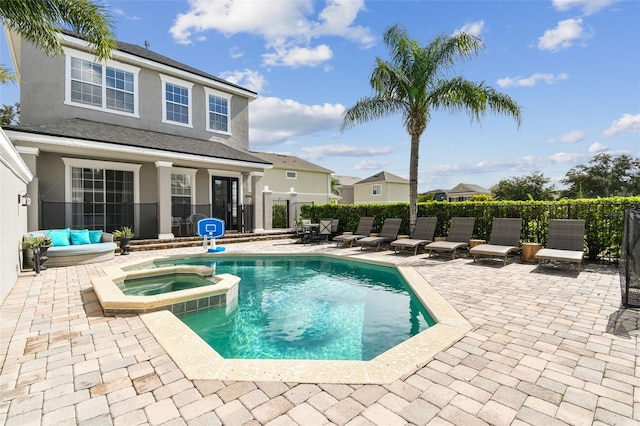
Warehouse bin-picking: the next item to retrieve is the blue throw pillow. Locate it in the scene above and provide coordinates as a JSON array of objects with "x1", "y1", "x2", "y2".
[
  {"x1": 47, "y1": 229, "x2": 71, "y2": 247},
  {"x1": 88, "y1": 230, "x2": 103, "y2": 244},
  {"x1": 70, "y1": 229, "x2": 91, "y2": 245}
]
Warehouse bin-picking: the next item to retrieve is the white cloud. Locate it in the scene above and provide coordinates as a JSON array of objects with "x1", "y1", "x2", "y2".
[
  {"x1": 229, "y1": 47, "x2": 244, "y2": 59},
  {"x1": 249, "y1": 97, "x2": 346, "y2": 146},
  {"x1": 354, "y1": 160, "x2": 390, "y2": 170},
  {"x1": 549, "y1": 130, "x2": 586, "y2": 143},
  {"x1": 537, "y1": 18, "x2": 592, "y2": 51},
  {"x1": 454, "y1": 20, "x2": 485, "y2": 37},
  {"x1": 262, "y1": 44, "x2": 333, "y2": 68},
  {"x1": 427, "y1": 152, "x2": 591, "y2": 176},
  {"x1": 169, "y1": 0, "x2": 374, "y2": 67},
  {"x1": 497, "y1": 72, "x2": 569, "y2": 88},
  {"x1": 219, "y1": 69, "x2": 266, "y2": 93},
  {"x1": 111, "y1": 7, "x2": 140, "y2": 21},
  {"x1": 588, "y1": 142, "x2": 608, "y2": 153},
  {"x1": 298, "y1": 146, "x2": 395, "y2": 162},
  {"x1": 552, "y1": 0, "x2": 619, "y2": 15},
  {"x1": 602, "y1": 113, "x2": 640, "y2": 136}
]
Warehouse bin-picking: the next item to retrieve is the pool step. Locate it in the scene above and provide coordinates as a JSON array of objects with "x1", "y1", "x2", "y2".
[{"x1": 119, "y1": 230, "x2": 295, "y2": 253}]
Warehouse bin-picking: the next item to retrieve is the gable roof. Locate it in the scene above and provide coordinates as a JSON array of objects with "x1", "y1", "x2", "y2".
[
  {"x1": 335, "y1": 176, "x2": 362, "y2": 187},
  {"x1": 355, "y1": 171, "x2": 409, "y2": 185},
  {"x1": 249, "y1": 152, "x2": 333, "y2": 173},
  {"x1": 60, "y1": 30, "x2": 256, "y2": 98},
  {"x1": 448, "y1": 183, "x2": 491, "y2": 194},
  {"x1": 4, "y1": 119, "x2": 271, "y2": 166}
]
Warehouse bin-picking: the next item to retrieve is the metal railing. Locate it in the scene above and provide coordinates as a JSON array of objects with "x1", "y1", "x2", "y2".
[{"x1": 40, "y1": 202, "x2": 158, "y2": 239}]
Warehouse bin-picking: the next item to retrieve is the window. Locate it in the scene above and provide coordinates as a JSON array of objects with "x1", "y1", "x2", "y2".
[
  {"x1": 286, "y1": 171, "x2": 297, "y2": 179},
  {"x1": 171, "y1": 173, "x2": 192, "y2": 218},
  {"x1": 205, "y1": 88, "x2": 231, "y2": 133},
  {"x1": 372, "y1": 184, "x2": 382, "y2": 196},
  {"x1": 65, "y1": 49, "x2": 139, "y2": 115},
  {"x1": 70, "y1": 167, "x2": 134, "y2": 231},
  {"x1": 160, "y1": 74, "x2": 193, "y2": 127}
]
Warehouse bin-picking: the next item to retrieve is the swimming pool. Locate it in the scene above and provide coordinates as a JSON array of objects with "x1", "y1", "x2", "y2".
[{"x1": 152, "y1": 255, "x2": 436, "y2": 361}]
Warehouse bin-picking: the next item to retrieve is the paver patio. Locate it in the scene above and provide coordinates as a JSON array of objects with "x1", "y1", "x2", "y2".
[{"x1": 1, "y1": 239, "x2": 638, "y2": 425}]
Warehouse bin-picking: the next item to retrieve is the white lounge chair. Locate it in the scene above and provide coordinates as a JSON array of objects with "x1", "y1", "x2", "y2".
[
  {"x1": 390, "y1": 217, "x2": 437, "y2": 255},
  {"x1": 469, "y1": 218, "x2": 522, "y2": 265},
  {"x1": 424, "y1": 217, "x2": 476, "y2": 259},
  {"x1": 334, "y1": 217, "x2": 375, "y2": 248},
  {"x1": 535, "y1": 219, "x2": 585, "y2": 272},
  {"x1": 358, "y1": 218, "x2": 403, "y2": 251}
]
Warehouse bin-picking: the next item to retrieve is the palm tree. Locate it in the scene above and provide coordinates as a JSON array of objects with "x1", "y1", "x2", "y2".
[
  {"x1": 341, "y1": 24, "x2": 522, "y2": 233},
  {"x1": 1, "y1": 0, "x2": 116, "y2": 83}
]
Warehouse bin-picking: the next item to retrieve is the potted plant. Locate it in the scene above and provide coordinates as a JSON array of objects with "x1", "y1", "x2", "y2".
[
  {"x1": 22, "y1": 235, "x2": 51, "y2": 270},
  {"x1": 113, "y1": 226, "x2": 134, "y2": 255}
]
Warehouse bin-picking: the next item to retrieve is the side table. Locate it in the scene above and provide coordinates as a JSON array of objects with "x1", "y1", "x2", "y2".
[{"x1": 521, "y1": 242, "x2": 542, "y2": 263}]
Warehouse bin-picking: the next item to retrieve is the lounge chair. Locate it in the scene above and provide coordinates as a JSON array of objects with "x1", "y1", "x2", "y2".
[
  {"x1": 390, "y1": 217, "x2": 437, "y2": 255},
  {"x1": 535, "y1": 219, "x2": 585, "y2": 272},
  {"x1": 334, "y1": 216, "x2": 375, "y2": 248},
  {"x1": 424, "y1": 217, "x2": 476, "y2": 259},
  {"x1": 469, "y1": 218, "x2": 522, "y2": 265},
  {"x1": 358, "y1": 218, "x2": 403, "y2": 251}
]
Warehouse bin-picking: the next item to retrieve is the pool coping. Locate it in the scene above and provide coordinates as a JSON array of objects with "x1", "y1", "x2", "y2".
[{"x1": 131, "y1": 253, "x2": 472, "y2": 384}]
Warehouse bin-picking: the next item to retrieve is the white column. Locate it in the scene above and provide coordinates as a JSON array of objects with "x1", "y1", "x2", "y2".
[
  {"x1": 155, "y1": 161, "x2": 174, "y2": 239},
  {"x1": 251, "y1": 172, "x2": 264, "y2": 232}
]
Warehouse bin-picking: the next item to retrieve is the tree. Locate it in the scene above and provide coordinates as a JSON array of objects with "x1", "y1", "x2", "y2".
[
  {"x1": 330, "y1": 177, "x2": 340, "y2": 196},
  {"x1": 561, "y1": 153, "x2": 640, "y2": 198},
  {"x1": 341, "y1": 24, "x2": 521, "y2": 233},
  {"x1": 492, "y1": 172, "x2": 556, "y2": 201},
  {"x1": 0, "y1": 0, "x2": 116, "y2": 83},
  {"x1": 0, "y1": 102, "x2": 20, "y2": 126}
]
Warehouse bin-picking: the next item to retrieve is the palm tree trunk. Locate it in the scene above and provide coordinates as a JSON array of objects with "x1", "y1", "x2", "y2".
[{"x1": 409, "y1": 134, "x2": 420, "y2": 235}]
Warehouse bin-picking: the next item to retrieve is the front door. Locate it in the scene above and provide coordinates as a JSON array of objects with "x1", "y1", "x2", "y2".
[{"x1": 212, "y1": 176, "x2": 239, "y2": 231}]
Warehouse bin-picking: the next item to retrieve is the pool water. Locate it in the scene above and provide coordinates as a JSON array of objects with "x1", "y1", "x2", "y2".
[
  {"x1": 121, "y1": 274, "x2": 213, "y2": 296},
  {"x1": 157, "y1": 256, "x2": 435, "y2": 361}
]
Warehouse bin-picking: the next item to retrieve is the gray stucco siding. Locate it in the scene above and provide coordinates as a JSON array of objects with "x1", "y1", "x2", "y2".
[{"x1": 19, "y1": 42, "x2": 251, "y2": 151}]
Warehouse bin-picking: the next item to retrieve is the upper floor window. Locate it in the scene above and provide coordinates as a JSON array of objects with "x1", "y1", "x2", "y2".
[
  {"x1": 160, "y1": 74, "x2": 193, "y2": 127},
  {"x1": 204, "y1": 88, "x2": 231, "y2": 134},
  {"x1": 372, "y1": 184, "x2": 382, "y2": 196},
  {"x1": 286, "y1": 171, "x2": 297, "y2": 179},
  {"x1": 65, "y1": 49, "x2": 139, "y2": 116}
]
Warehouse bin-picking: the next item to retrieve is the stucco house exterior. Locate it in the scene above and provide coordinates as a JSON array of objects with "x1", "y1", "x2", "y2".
[
  {"x1": 3, "y1": 29, "x2": 274, "y2": 239},
  {"x1": 335, "y1": 175, "x2": 361, "y2": 204},
  {"x1": 353, "y1": 171, "x2": 409, "y2": 204},
  {"x1": 446, "y1": 183, "x2": 491, "y2": 202}
]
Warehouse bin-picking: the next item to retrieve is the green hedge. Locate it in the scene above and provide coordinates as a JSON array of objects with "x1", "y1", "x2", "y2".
[{"x1": 302, "y1": 197, "x2": 640, "y2": 262}]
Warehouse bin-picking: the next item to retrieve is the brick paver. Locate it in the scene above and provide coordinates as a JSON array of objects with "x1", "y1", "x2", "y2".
[{"x1": 0, "y1": 240, "x2": 638, "y2": 425}]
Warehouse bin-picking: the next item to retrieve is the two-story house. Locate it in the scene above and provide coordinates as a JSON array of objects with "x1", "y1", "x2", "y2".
[
  {"x1": 353, "y1": 171, "x2": 409, "y2": 204},
  {"x1": 3, "y1": 29, "x2": 273, "y2": 239}
]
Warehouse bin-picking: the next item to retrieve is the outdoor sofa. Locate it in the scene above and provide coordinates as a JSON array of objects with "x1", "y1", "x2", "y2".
[{"x1": 25, "y1": 228, "x2": 117, "y2": 267}]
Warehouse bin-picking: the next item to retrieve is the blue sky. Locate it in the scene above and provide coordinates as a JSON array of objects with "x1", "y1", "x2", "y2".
[{"x1": 1, "y1": 0, "x2": 639, "y2": 192}]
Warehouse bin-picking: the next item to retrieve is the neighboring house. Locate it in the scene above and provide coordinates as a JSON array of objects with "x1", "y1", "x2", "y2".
[
  {"x1": 249, "y1": 152, "x2": 336, "y2": 221},
  {"x1": 335, "y1": 176, "x2": 361, "y2": 204},
  {"x1": 446, "y1": 183, "x2": 491, "y2": 202},
  {"x1": 3, "y1": 29, "x2": 273, "y2": 239},
  {"x1": 353, "y1": 171, "x2": 409, "y2": 204}
]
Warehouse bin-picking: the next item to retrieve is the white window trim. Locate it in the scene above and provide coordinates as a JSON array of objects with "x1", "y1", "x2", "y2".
[
  {"x1": 372, "y1": 184, "x2": 382, "y2": 196},
  {"x1": 171, "y1": 167, "x2": 197, "y2": 206},
  {"x1": 160, "y1": 74, "x2": 194, "y2": 128},
  {"x1": 63, "y1": 47, "x2": 140, "y2": 117},
  {"x1": 62, "y1": 157, "x2": 142, "y2": 232},
  {"x1": 204, "y1": 87, "x2": 232, "y2": 135},
  {"x1": 285, "y1": 170, "x2": 297, "y2": 179}
]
